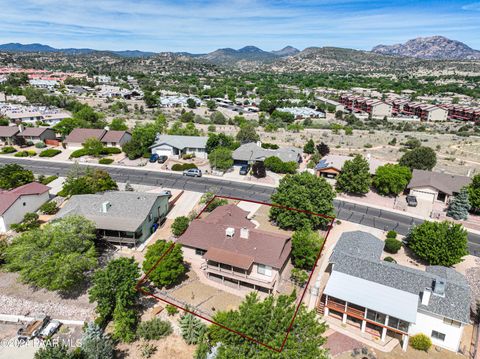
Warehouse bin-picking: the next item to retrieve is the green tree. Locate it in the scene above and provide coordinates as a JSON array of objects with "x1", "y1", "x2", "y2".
[
  {"x1": 53, "y1": 117, "x2": 89, "y2": 137},
  {"x1": 60, "y1": 168, "x2": 118, "y2": 197},
  {"x1": 208, "y1": 147, "x2": 233, "y2": 171},
  {"x1": 399, "y1": 146, "x2": 437, "y2": 171},
  {"x1": 303, "y1": 139, "x2": 315, "y2": 154},
  {"x1": 447, "y1": 188, "x2": 471, "y2": 220},
  {"x1": 34, "y1": 343, "x2": 79, "y2": 359},
  {"x1": 83, "y1": 138, "x2": 105, "y2": 157},
  {"x1": 290, "y1": 268, "x2": 309, "y2": 287},
  {"x1": 408, "y1": 221, "x2": 468, "y2": 266},
  {"x1": 316, "y1": 142, "x2": 330, "y2": 157},
  {"x1": 264, "y1": 156, "x2": 297, "y2": 174},
  {"x1": 206, "y1": 100, "x2": 217, "y2": 111},
  {"x1": 467, "y1": 174, "x2": 480, "y2": 214},
  {"x1": 336, "y1": 155, "x2": 372, "y2": 194},
  {"x1": 187, "y1": 98, "x2": 197, "y2": 109},
  {"x1": 180, "y1": 312, "x2": 206, "y2": 345},
  {"x1": 143, "y1": 240, "x2": 186, "y2": 288},
  {"x1": 123, "y1": 115, "x2": 166, "y2": 159},
  {"x1": 236, "y1": 123, "x2": 259, "y2": 144},
  {"x1": 10, "y1": 212, "x2": 40, "y2": 232},
  {"x1": 5, "y1": 215, "x2": 97, "y2": 291},
  {"x1": 291, "y1": 229, "x2": 324, "y2": 269},
  {"x1": 206, "y1": 133, "x2": 237, "y2": 153},
  {"x1": 137, "y1": 318, "x2": 173, "y2": 340},
  {"x1": 197, "y1": 292, "x2": 328, "y2": 359},
  {"x1": 373, "y1": 164, "x2": 412, "y2": 196},
  {"x1": 404, "y1": 138, "x2": 421, "y2": 149},
  {"x1": 171, "y1": 216, "x2": 190, "y2": 236},
  {"x1": 210, "y1": 111, "x2": 226, "y2": 124},
  {"x1": 110, "y1": 118, "x2": 128, "y2": 131},
  {"x1": 251, "y1": 161, "x2": 266, "y2": 178},
  {"x1": 81, "y1": 322, "x2": 115, "y2": 359},
  {"x1": 112, "y1": 303, "x2": 138, "y2": 343},
  {"x1": 0, "y1": 164, "x2": 34, "y2": 190},
  {"x1": 270, "y1": 172, "x2": 335, "y2": 230},
  {"x1": 89, "y1": 257, "x2": 140, "y2": 325}
]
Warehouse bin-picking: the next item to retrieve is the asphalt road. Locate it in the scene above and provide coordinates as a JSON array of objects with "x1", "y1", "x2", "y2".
[{"x1": 2, "y1": 157, "x2": 479, "y2": 256}]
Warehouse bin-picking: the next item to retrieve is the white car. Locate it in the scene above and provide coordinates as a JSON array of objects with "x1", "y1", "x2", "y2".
[
  {"x1": 38, "y1": 320, "x2": 61, "y2": 339},
  {"x1": 183, "y1": 168, "x2": 202, "y2": 177}
]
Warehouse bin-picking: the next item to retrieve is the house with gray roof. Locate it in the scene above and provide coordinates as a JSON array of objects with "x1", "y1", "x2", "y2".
[
  {"x1": 232, "y1": 142, "x2": 302, "y2": 165},
  {"x1": 54, "y1": 191, "x2": 170, "y2": 246},
  {"x1": 149, "y1": 134, "x2": 208, "y2": 159},
  {"x1": 407, "y1": 169, "x2": 472, "y2": 204},
  {"x1": 319, "y1": 231, "x2": 471, "y2": 352}
]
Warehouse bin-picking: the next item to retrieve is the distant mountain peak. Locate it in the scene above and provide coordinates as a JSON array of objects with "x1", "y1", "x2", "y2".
[
  {"x1": 371, "y1": 36, "x2": 480, "y2": 60},
  {"x1": 238, "y1": 46, "x2": 264, "y2": 53},
  {"x1": 271, "y1": 46, "x2": 300, "y2": 57}
]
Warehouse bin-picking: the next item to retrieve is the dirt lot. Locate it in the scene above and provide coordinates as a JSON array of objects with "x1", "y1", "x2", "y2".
[{"x1": 116, "y1": 334, "x2": 196, "y2": 359}]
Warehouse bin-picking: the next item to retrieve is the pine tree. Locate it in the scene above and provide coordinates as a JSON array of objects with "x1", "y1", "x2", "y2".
[
  {"x1": 179, "y1": 312, "x2": 206, "y2": 345},
  {"x1": 447, "y1": 188, "x2": 471, "y2": 220},
  {"x1": 81, "y1": 322, "x2": 114, "y2": 359},
  {"x1": 316, "y1": 142, "x2": 330, "y2": 157},
  {"x1": 303, "y1": 139, "x2": 315, "y2": 154}
]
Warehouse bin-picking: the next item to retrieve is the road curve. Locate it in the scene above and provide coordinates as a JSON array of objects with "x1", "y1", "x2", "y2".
[{"x1": 1, "y1": 157, "x2": 479, "y2": 256}]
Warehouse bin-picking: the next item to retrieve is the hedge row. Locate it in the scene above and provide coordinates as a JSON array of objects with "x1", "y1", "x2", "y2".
[
  {"x1": 39, "y1": 149, "x2": 62, "y2": 157},
  {"x1": 15, "y1": 150, "x2": 37, "y2": 157},
  {"x1": 99, "y1": 158, "x2": 114, "y2": 165},
  {"x1": 70, "y1": 146, "x2": 122, "y2": 158},
  {"x1": 171, "y1": 163, "x2": 198, "y2": 171},
  {"x1": 1, "y1": 146, "x2": 17, "y2": 154}
]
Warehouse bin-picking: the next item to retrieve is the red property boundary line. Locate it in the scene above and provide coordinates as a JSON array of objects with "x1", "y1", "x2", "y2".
[{"x1": 136, "y1": 195, "x2": 335, "y2": 353}]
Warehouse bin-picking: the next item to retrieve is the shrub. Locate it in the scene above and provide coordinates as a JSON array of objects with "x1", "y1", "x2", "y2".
[
  {"x1": 39, "y1": 149, "x2": 61, "y2": 157},
  {"x1": 386, "y1": 230, "x2": 397, "y2": 239},
  {"x1": 384, "y1": 237, "x2": 402, "y2": 254},
  {"x1": 264, "y1": 156, "x2": 297, "y2": 174},
  {"x1": 410, "y1": 333, "x2": 432, "y2": 351},
  {"x1": 70, "y1": 148, "x2": 89, "y2": 158},
  {"x1": 39, "y1": 201, "x2": 58, "y2": 215},
  {"x1": 166, "y1": 305, "x2": 179, "y2": 316},
  {"x1": 171, "y1": 163, "x2": 198, "y2": 171},
  {"x1": 182, "y1": 153, "x2": 195, "y2": 160},
  {"x1": 206, "y1": 198, "x2": 228, "y2": 212},
  {"x1": 39, "y1": 175, "x2": 58, "y2": 185},
  {"x1": 102, "y1": 147, "x2": 122, "y2": 155},
  {"x1": 99, "y1": 158, "x2": 114, "y2": 165},
  {"x1": 261, "y1": 142, "x2": 279, "y2": 150},
  {"x1": 137, "y1": 318, "x2": 172, "y2": 340},
  {"x1": 15, "y1": 150, "x2": 36, "y2": 157},
  {"x1": 383, "y1": 256, "x2": 397, "y2": 263},
  {"x1": 172, "y1": 216, "x2": 190, "y2": 236},
  {"x1": 1, "y1": 146, "x2": 16, "y2": 154},
  {"x1": 35, "y1": 141, "x2": 47, "y2": 148}
]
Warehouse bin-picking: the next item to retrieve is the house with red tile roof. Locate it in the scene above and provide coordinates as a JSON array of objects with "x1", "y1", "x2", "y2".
[
  {"x1": 177, "y1": 204, "x2": 292, "y2": 293},
  {"x1": 0, "y1": 182, "x2": 50, "y2": 232}
]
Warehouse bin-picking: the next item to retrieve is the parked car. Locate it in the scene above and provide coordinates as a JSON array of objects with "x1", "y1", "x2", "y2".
[
  {"x1": 239, "y1": 165, "x2": 250, "y2": 175},
  {"x1": 183, "y1": 168, "x2": 202, "y2": 177},
  {"x1": 38, "y1": 320, "x2": 61, "y2": 339},
  {"x1": 406, "y1": 195, "x2": 418, "y2": 207},
  {"x1": 157, "y1": 155, "x2": 168, "y2": 164},
  {"x1": 149, "y1": 154, "x2": 159, "y2": 163}
]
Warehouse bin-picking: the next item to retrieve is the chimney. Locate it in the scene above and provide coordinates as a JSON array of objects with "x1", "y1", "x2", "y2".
[
  {"x1": 433, "y1": 278, "x2": 446, "y2": 297},
  {"x1": 421, "y1": 288, "x2": 431, "y2": 306},
  {"x1": 240, "y1": 227, "x2": 249, "y2": 239},
  {"x1": 225, "y1": 227, "x2": 235, "y2": 238},
  {"x1": 101, "y1": 201, "x2": 111, "y2": 213}
]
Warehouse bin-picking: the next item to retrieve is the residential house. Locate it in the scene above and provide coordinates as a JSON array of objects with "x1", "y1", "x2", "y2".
[
  {"x1": 319, "y1": 231, "x2": 470, "y2": 352},
  {"x1": 54, "y1": 191, "x2": 170, "y2": 246},
  {"x1": 0, "y1": 182, "x2": 50, "y2": 232},
  {"x1": 177, "y1": 204, "x2": 292, "y2": 293},
  {"x1": 64, "y1": 128, "x2": 107, "y2": 149},
  {"x1": 17, "y1": 127, "x2": 56, "y2": 143},
  {"x1": 315, "y1": 154, "x2": 389, "y2": 178},
  {"x1": 0, "y1": 126, "x2": 19, "y2": 145},
  {"x1": 407, "y1": 169, "x2": 472, "y2": 204},
  {"x1": 3, "y1": 110, "x2": 43, "y2": 124},
  {"x1": 149, "y1": 134, "x2": 208, "y2": 159},
  {"x1": 101, "y1": 130, "x2": 132, "y2": 147},
  {"x1": 232, "y1": 142, "x2": 302, "y2": 166}
]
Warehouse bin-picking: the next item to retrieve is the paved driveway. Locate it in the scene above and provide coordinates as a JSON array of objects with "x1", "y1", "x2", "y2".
[{"x1": 404, "y1": 197, "x2": 433, "y2": 218}]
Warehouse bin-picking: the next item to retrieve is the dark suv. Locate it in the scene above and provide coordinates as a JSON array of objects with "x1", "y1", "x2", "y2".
[{"x1": 406, "y1": 195, "x2": 418, "y2": 207}]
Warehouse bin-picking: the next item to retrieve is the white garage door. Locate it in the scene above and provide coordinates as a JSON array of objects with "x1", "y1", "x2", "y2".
[
  {"x1": 410, "y1": 189, "x2": 435, "y2": 202},
  {"x1": 153, "y1": 148, "x2": 173, "y2": 157}
]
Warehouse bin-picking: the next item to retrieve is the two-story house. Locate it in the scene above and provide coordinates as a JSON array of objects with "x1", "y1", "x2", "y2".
[
  {"x1": 319, "y1": 231, "x2": 470, "y2": 352},
  {"x1": 177, "y1": 204, "x2": 291, "y2": 294}
]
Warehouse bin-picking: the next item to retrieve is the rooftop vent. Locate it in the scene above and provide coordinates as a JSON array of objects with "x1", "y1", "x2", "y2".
[
  {"x1": 433, "y1": 278, "x2": 446, "y2": 297},
  {"x1": 101, "y1": 201, "x2": 111, "y2": 213},
  {"x1": 421, "y1": 288, "x2": 431, "y2": 306},
  {"x1": 240, "y1": 227, "x2": 249, "y2": 239},
  {"x1": 225, "y1": 227, "x2": 235, "y2": 238}
]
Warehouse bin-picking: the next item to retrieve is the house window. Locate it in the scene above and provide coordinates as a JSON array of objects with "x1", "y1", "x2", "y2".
[
  {"x1": 195, "y1": 249, "x2": 206, "y2": 256},
  {"x1": 366, "y1": 309, "x2": 386, "y2": 325},
  {"x1": 257, "y1": 264, "x2": 272, "y2": 277},
  {"x1": 443, "y1": 318, "x2": 461, "y2": 328},
  {"x1": 431, "y1": 331, "x2": 446, "y2": 341}
]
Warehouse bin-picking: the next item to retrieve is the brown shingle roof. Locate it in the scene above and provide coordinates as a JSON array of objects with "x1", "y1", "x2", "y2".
[
  {"x1": 178, "y1": 205, "x2": 291, "y2": 269},
  {"x1": 407, "y1": 169, "x2": 472, "y2": 195},
  {"x1": 101, "y1": 130, "x2": 130, "y2": 143},
  {"x1": 204, "y1": 247, "x2": 254, "y2": 270},
  {"x1": 0, "y1": 126, "x2": 19, "y2": 137},
  {"x1": 0, "y1": 182, "x2": 50, "y2": 215},
  {"x1": 64, "y1": 128, "x2": 106, "y2": 143},
  {"x1": 17, "y1": 127, "x2": 50, "y2": 137}
]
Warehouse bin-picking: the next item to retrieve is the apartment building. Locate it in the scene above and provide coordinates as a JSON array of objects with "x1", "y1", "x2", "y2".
[{"x1": 339, "y1": 95, "x2": 392, "y2": 118}]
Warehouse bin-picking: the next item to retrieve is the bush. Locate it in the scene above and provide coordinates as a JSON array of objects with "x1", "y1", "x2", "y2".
[
  {"x1": 264, "y1": 156, "x2": 297, "y2": 174},
  {"x1": 39, "y1": 201, "x2": 58, "y2": 215},
  {"x1": 182, "y1": 153, "x2": 195, "y2": 160},
  {"x1": 70, "y1": 148, "x2": 89, "y2": 158},
  {"x1": 35, "y1": 141, "x2": 47, "y2": 148},
  {"x1": 137, "y1": 318, "x2": 172, "y2": 340},
  {"x1": 15, "y1": 150, "x2": 36, "y2": 157},
  {"x1": 386, "y1": 230, "x2": 397, "y2": 239},
  {"x1": 39, "y1": 175, "x2": 58, "y2": 185},
  {"x1": 205, "y1": 198, "x2": 228, "y2": 212},
  {"x1": 261, "y1": 142, "x2": 279, "y2": 150},
  {"x1": 384, "y1": 237, "x2": 402, "y2": 254},
  {"x1": 1, "y1": 146, "x2": 16, "y2": 154},
  {"x1": 99, "y1": 158, "x2": 114, "y2": 165},
  {"x1": 172, "y1": 216, "x2": 190, "y2": 236},
  {"x1": 410, "y1": 333, "x2": 432, "y2": 351},
  {"x1": 383, "y1": 256, "x2": 397, "y2": 263},
  {"x1": 171, "y1": 163, "x2": 198, "y2": 171},
  {"x1": 166, "y1": 305, "x2": 179, "y2": 316},
  {"x1": 102, "y1": 147, "x2": 122, "y2": 155},
  {"x1": 39, "y1": 149, "x2": 61, "y2": 157}
]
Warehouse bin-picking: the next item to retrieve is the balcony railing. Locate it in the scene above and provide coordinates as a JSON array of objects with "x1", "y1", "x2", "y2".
[{"x1": 204, "y1": 263, "x2": 277, "y2": 288}]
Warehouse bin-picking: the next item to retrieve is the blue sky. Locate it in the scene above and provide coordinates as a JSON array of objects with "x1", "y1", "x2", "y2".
[{"x1": 0, "y1": 0, "x2": 479, "y2": 53}]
